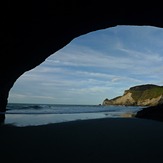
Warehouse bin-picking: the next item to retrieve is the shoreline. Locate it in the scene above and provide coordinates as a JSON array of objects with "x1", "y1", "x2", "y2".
[
  {"x1": 1, "y1": 117, "x2": 163, "y2": 162},
  {"x1": 3, "y1": 111, "x2": 135, "y2": 127}
]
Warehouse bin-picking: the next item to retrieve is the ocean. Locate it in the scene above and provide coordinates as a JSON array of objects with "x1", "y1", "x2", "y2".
[{"x1": 4, "y1": 103, "x2": 143, "y2": 127}]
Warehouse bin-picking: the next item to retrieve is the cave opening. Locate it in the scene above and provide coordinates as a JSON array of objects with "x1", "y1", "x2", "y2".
[
  {"x1": 8, "y1": 25, "x2": 163, "y2": 105},
  {"x1": 4, "y1": 25, "x2": 163, "y2": 126}
]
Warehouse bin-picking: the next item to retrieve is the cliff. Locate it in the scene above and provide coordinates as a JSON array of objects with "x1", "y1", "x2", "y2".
[{"x1": 103, "y1": 84, "x2": 163, "y2": 106}]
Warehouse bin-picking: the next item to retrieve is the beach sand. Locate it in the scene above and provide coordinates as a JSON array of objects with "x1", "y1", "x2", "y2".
[{"x1": 1, "y1": 117, "x2": 163, "y2": 163}]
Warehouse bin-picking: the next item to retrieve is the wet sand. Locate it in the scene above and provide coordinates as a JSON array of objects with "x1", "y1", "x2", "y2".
[{"x1": 0, "y1": 117, "x2": 163, "y2": 163}]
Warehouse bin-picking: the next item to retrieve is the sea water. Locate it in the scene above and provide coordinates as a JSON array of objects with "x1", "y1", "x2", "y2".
[{"x1": 4, "y1": 103, "x2": 143, "y2": 127}]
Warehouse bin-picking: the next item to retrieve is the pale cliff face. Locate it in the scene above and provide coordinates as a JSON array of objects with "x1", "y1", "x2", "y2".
[
  {"x1": 137, "y1": 95, "x2": 163, "y2": 106},
  {"x1": 103, "y1": 92, "x2": 136, "y2": 106},
  {"x1": 111, "y1": 92, "x2": 135, "y2": 105},
  {"x1": 103, "y1": 93, "x2": 163, "y2": 106}
]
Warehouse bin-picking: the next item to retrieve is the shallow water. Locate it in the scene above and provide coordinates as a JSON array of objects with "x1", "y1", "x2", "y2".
[{"x1": 4, "y1": 103, "x2": 142, "y2": 126}]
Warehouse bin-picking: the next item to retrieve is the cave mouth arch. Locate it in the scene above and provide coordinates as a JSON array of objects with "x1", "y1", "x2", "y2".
[
  {"x1": 8, "y1": 25, "x2": 163, "y2": 106},
  {"x1": 1, "y1": 2, "x2": 163, "y2": 124}
]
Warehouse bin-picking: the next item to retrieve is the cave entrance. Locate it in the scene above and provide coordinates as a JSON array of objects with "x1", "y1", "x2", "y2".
[{"x1": 8, "y1": 25, "x2": 163, "y2": 105}]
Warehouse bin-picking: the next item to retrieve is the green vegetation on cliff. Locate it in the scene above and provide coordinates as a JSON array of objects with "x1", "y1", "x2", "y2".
[{"x1": 129, "y1": 84, "x2": 163, "y2": 101}]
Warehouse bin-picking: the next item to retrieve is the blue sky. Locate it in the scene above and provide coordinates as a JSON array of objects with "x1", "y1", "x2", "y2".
[{"x1": 9, "y1": 25, "x2": 163, "y2": 105}]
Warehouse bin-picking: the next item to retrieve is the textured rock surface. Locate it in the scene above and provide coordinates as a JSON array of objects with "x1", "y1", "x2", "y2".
[
  {"x1": 135, "y1": 104, "x2": 163, "y2": 122},
  {"x1": 103, "y1": 92, "x2": 135, "y2": 106},
  {"x1": 2, "y1": 1, "x2": 163, "y2": 113},
  {"x1": 103, "y1": 84, "x2": 163, "y2": 106}
]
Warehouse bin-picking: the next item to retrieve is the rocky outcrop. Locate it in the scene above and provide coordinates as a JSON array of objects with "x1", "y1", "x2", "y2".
[
  {"x1": 103, "y1": 92, "x2": 136, "y2": 106},
  {"x1": 135, "y1": 104, "x2": 163, "y2": 122},
  {"x1": 103, "y1": 84, "x2": 163, "y2": 106},
  {"x1": 1, "y1": 1, "x2": 163, "y2": 113}
]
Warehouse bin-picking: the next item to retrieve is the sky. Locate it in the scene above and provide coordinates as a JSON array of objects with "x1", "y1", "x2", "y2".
[{"x1": 9, "y1": 25, "x2": 163, "y2": 105}]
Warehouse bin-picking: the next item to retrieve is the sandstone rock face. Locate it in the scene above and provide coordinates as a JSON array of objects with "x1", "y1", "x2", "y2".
[
  {"x1": 137, "y1": 95, "x2": 163, "y2": 106},
  {"x1": 103, "y1": 84, "x2": 163, "y2": 106},
  {"x1": 103, "y1": 92, "x2": 135, "y2": 106}
]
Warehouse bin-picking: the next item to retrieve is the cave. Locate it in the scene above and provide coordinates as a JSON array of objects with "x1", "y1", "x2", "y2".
[{"x1": 1, "y1": 1, "x2": 163, "y2": 122}]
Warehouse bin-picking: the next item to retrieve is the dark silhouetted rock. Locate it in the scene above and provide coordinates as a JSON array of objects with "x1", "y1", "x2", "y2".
[
  {"x1": 0, "y1": 114, "x2": 5, "y2": 125},
  {"x1": 135, "y1": 104, "x2": 163, "y2": 122}
]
